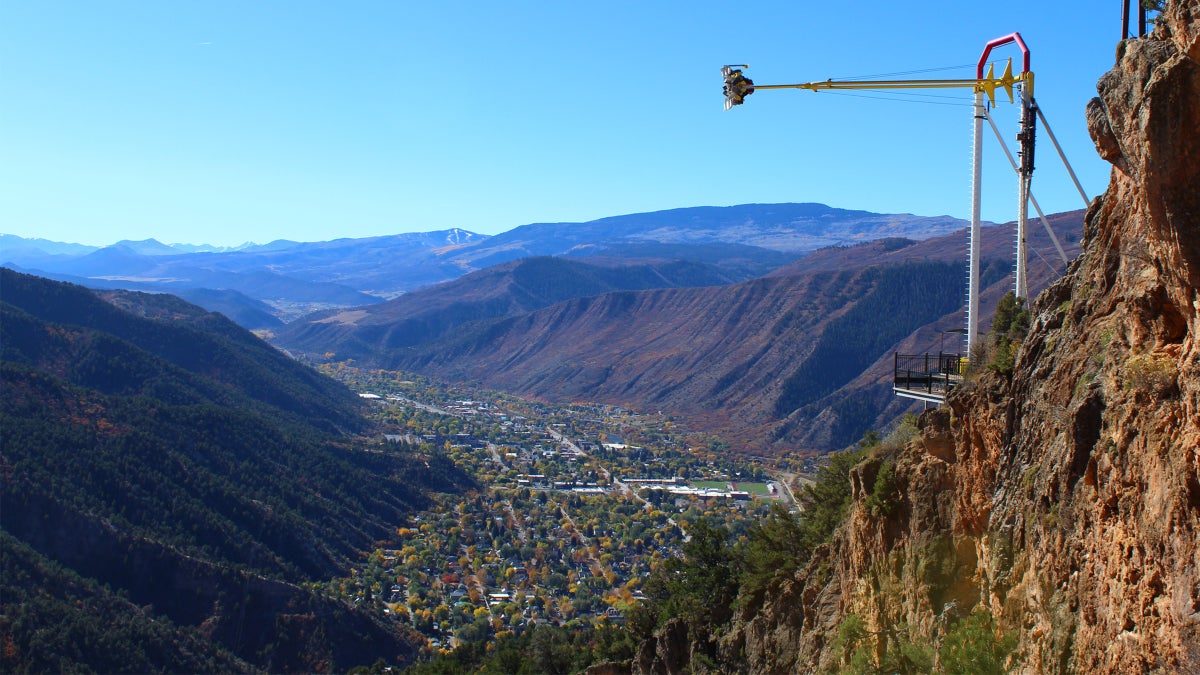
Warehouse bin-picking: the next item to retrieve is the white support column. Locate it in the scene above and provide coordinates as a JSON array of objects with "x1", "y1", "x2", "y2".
[{"x1": 968, "y1": 91, "x2": 984, "y2": 358}]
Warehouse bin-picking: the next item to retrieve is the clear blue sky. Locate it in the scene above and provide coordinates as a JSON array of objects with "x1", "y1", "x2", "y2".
[{"x1": 1, "y1": 2, "x2": 1124, "y2": 247}]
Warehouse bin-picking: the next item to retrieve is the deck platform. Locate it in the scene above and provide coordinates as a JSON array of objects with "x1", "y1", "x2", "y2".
[{"x1": 894, "y1": 352, "x2": 965, "y2": 403}]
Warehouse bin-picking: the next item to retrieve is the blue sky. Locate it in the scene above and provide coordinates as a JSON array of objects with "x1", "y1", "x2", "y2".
[{"x1": 1, "y1": 2, "x2": 1124, "y2": 247}]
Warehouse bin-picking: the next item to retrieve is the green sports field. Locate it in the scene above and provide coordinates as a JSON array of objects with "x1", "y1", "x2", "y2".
[{"x1": 732, "y1": 482, "x2": 771, "y2": 495}]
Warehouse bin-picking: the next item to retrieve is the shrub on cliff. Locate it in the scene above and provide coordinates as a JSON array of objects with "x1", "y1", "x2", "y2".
[
  {"x1": 738, "y1": 440, "x2": 871, "y2": 604},
  {"x1": 830, "y1": 613, "x2": 934, "y2": 674},
  {"x1": 797, "y1": 443, "x2": 870, "y2": 549},
  {"x1": 865, "y1": 459, "x2": 899, "y2": 517},
  {"x1": 985, "y1": 292, "x2": 1030, "y2": 374},
  {"x1": 642, "y1": 519, "x2": 740, "y2": 633},
  {"x1": 938, "y1": 609, "x2": 1016, "y2": 674},
  {"x1": 737, "y1": 502, "x2": 809, "y2": 603}
]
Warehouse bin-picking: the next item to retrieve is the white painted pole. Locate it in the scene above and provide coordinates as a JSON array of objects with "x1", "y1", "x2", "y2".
[{"x1": 968, "y1": 91, "x2": 984, "y2": 358}]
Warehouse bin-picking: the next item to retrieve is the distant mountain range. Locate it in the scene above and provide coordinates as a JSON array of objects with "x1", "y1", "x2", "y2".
[
  {"x1": 275, "y1": 210, "x2": 1084, "y2": 453},
  {"x1": 2, "y1": 203, "x2": 1080, "y2": 452},
  {"x1": 0, "y1": 269, "x2": 465, "y2": 671},
  {"x1": 2, "y1": 204, "x2": 968, "y2": 324},
  {"x1": 0, "y1": 234, "x2": 260, "y2": 256}
]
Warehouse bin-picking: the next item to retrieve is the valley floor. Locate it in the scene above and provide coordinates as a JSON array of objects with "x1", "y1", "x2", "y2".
[{"x1": 315, "y1": 365, "x2": 801, "y2": 662}]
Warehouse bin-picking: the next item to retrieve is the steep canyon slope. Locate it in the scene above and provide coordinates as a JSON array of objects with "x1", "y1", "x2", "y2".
[{"x1": 676, "y1": 3, "x2": 1200, "y2": 673}]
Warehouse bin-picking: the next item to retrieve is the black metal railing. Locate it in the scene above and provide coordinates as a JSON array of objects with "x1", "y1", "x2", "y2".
[{"x1": 894, "y1": 352, "x2": 966, "y2": 399}]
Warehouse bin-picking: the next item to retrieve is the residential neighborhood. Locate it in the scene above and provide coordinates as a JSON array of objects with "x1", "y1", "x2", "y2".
[{"x1": 317, "y1": 366, "x2": 798, "y2": 658}]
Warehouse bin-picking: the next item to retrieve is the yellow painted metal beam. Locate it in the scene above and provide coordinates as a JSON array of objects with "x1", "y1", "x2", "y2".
[{"x1": 730, "y1": 59, "x2": 1030, "y2": 107}]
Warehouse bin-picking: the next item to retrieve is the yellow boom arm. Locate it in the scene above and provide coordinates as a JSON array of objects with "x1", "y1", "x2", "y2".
[{"x1": 723, "y1": 60, "x2": 1031, "y2": 110}]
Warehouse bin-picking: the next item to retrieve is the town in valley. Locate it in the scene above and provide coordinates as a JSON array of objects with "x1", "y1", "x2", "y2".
[{"x1": 317, "y1": 364, "x2": 813, "y2": 658}]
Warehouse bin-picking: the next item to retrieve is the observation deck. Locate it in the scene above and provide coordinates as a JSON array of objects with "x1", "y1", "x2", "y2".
[{"x1": 893, "y1": 352, "x2": 966, "y2": 404}]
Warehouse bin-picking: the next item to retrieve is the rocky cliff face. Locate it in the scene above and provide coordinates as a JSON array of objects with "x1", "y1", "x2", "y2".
[{"x1": 642, "y1": 2, "x2": 1200, "y2": 672}]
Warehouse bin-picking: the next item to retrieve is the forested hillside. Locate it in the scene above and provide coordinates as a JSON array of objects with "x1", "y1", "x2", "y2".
[{"x1": 0, "y1": 269, "x2": 468, "y2": 671}]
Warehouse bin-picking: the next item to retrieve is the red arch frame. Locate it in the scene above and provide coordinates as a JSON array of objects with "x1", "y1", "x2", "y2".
[{"x1": 977, "y1": 33, "x2": 1030, "y2": 78}]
